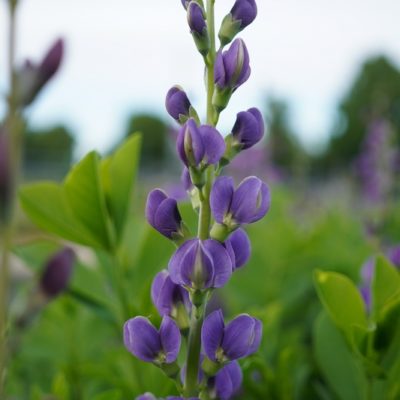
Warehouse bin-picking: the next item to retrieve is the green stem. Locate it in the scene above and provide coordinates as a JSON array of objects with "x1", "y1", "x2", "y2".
[
  {"x1": 0, "y1": 2, "x2": 19, "y2": 397},
  {"x1": 183, "y1": 1, "x2": 216, "y2": 397}
]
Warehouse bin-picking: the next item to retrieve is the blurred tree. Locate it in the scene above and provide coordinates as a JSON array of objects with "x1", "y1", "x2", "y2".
[
  {"x1": 321, "y1": 56, "x2": 400, "y2": 172},
  {"x1": 265, "y1": 97, "x2": 308, "y2": 179},
  {"x1": 23, "y1": 125, "x2": 75, "y2": 180},
  {"x1": 124, "y1": 113, "x2": 169, "y2": 170}
]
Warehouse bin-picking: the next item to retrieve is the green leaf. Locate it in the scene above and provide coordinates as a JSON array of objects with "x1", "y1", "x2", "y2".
[
  {"x1": 19, "y1": 182, "x2": 98, "y2": 247},
  {"x1": 314, "y1": 270, "x2": 367, "y2": 342},
  {"x1": 51, "y1": 372, "x2": 69, "y2": 400},
  {"x1": 314, "y1": 312, "x2": 367, "y2": 400},
  {"x1": 373, "y1": 255, "x2": 400, "y2": 320},
  {"x1": 64, "y1": 151, "x2": 113, "y2": 249},
  {"x1": 104, "y1": 134, "x2": 141, "y2": 240}
]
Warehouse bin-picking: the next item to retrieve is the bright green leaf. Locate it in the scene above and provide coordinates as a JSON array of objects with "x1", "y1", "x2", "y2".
[
  {"x1": 19, "y1": 182, "x2": 98, "y2": 247},
  {"x1": 64, "y1": 151, "x2": 113, "y2": 249},
  {"x1": 106, "y1": 134, "x2": 141, "y2": 240},
  {"x1": 314, "y1": 270, "x2": 367, "y2": 342},
  {"x1": 373, "y1": 255, "x2": 400, "y2": 320}
]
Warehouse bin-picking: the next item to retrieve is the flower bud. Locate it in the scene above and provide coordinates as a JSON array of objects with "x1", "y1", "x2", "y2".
[
  {"x1": 146, "y1": 189, "x2": 186, "y2": 241},
  {"x1": 224, "y1": 229, "x2": 251, "y2": 269},
  {"x1": 187, "y1": 1, "x2": 210, "y2": 56},
  {"x1": 219, "y1": 0, "x2": 258, "y2": 46},
  {"x1": 16, "y1": 38, "x2": 64, "y2": 107},
  {"x1": 0, "y1": 128, "x2": 12, "y2": 223},
  {"x1": 202, "y1": 310, "x2": 262, "y2": 362},
  {"x1": 213, "y1": 39, "x2": 251, "y2": 112},
  {"x1": 176, "y1": 119, "x2": 225, "y2": 171},
  {"x1": 168, "y1": 239, "x2": 232, "y2": 290},
  {"x1": 208, "y1": 361, "x2": 243, "y2": 400},
  {"x1": 40, "y1": 248, "x2": 75, "y2": 298},
  {"x1": 165, "y1": 86, "x2": 199, "y2": 124},
  {"x1": 124, "y1": 316, "x2": 181, "y2": 365},
  {"x1": 232, "y1": 107, "x2": 264, "y2": 150},
  {"x1": 210, "y1": 176, "x2": 270, "y2": 234},
  {"x1": 151, "y1": 270, "x2": 191, "y2": 329}
]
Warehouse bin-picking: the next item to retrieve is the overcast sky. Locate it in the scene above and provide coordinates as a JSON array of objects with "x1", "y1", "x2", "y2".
[{"x1": 1, "y1": 0, "x2": 400, "y2": 155}]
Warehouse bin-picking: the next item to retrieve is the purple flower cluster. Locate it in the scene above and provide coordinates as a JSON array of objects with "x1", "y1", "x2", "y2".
[{"x1": 124, "y1": 1, "x2": 267, "y2": 398}]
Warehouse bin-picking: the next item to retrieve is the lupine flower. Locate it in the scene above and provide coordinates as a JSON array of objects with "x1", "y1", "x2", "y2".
[
  {"x1": 176, "y1": 119, "x2": 225, "y2": 169},
  {"x1": 166, "y1": 86, "x2": 192, "y2": 123},
  {"x1": 219, "y1": 0, "x2": 258, "y2": 45},
  {"x1": 181, "y1": 0, "x2": 190, "y2": 9},
  {"x1": 214, "y1": 38, "x2": 250, "y2": 91},
  {"x1": 40, "y1": 247, "x2": 75, "y2": 298},
  {"x1": 151, "y1": 270, "x2": 191, "y2": 322},
  {"x1": 210, "y1": 176, "x2": 270, "y2": 230},
  {"x1": 0, "y1": 128, "x2": 11, "y2": 222},
  {"x1": 146, "y1": 189, "x2": 184, "y2": 240},
  {"x1": 202, "y1": 309, "x2": 262, "y2": 362},
  {"x1": 124, "y1": 316, "x2": 181, "y2": 364},
  {"x1": 231, "y1": 107, "x2": 264, "y2": 150},
  {"x1": 208, "y1": 361, "x2": 243, "y2": 400},
  {"x1": 224, "y1": 229, "x2": 251, "y2": 270},
  {"x1": 187, "y1": 2, "x2": 209, "y2": 55},
  {"x1": 16, "y1": 38, "x2": 64, "y2": 107},
  {"x1": 181, "y1": 168, "x2": 194, "y2": 192},
  {"x1": 168, "y1": 239, "x2": 232, "y2": 290}
]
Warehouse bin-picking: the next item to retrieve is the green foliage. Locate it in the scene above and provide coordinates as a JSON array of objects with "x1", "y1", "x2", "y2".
[{"x1": 19, "y1": 134, "x2": 141, "y2": 250}]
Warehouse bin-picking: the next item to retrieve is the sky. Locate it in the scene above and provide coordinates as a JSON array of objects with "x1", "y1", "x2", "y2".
[{"x1": 1, "y1": 0, "x2": 400, "y2": 156}]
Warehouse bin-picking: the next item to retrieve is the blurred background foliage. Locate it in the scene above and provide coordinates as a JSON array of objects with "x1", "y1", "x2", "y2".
[{"x1": 6, "y1": 52, "x2": 400, "y2": 399}]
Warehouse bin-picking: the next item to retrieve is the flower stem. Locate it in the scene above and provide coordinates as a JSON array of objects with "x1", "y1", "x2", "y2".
[
  {"x1": 0, "y1": 1, "x2": 19, "y2": 396},
  {"x1": 184, "y1": 1, "x2": 217, "y2": 396}
]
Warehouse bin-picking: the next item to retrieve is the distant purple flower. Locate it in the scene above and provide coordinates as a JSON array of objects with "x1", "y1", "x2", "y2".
[
  {"x1": 232, "y1": 108, "x2": 264, "y2": 150},
  {"x1": 210, "y1": 176, "x2": 270, "y2": 228},
  {"x1": 136, "y1": 394, "x2": 157, "y2": 400},
  {"x1": 168, "y1": 239, "x2": 232, "y2": 289},
  {"x1": 124, "y1": 316, "x2": 181, "y2": 364},
  {"x1": 166, "y1": 86, "x2": 192, "y2": 123},
  {"x1": 167, "y1": 397, "x2": 200, "y2": 400},
  {"x1": 146, "y1": 189, "x2": 183, "y2": 239},
  {"x1": 224, "y1": 229, "x2": 251, "y2": 269},
  {"x1": 202, "y1": 310, "x2": 262, "y2": 362},
  {"x1": 151, "y1": 270, "x2": 191, "y2": 317},
  {"x1": 231, "y1": 0, "x2": 258, "y2": 28},
  {"x1": 16, "y1": 38, "x2": 64, "y2": 107},
  {"x1": 176, "y1": 119, "x2": 225, "y2": 168},
  {"x1": 214, "y1": 39, "x2": 250, "y2": 91},
  {"x1": 40, "y1": 248, "x2": 75, "y2": 298},
  {"x1": 181, "y1": 168, "x2": 194, "y2": 192},
  {"x1": 209, "y1": 361, "x2": 243, "y2": 400},
  {"x1": 187, "y1": 2, "x2": 207, "y2": 34}
]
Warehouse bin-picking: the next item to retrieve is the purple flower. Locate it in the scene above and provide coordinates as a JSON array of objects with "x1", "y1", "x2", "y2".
[
  {"x1": 167, "y1": 397, "x2": 199, "y2": 400},
  {"x1": 219, "y1": 0, "x2": 258, "y2": 45},
  {"x1": 214, "y1": 39, "x2": 250, "y2": 91},
  {"x1": 202, "y1": 310, "x2": 262, "y2": 362},
  {"x1": 146, "y1": 189, "x2": 183, "y2": 240},
  {"x1": 224, "y1": 229, "x2": 251, "y2": 270},
  {"x1": 136, "y1": 394, "x2": 157, "y2": 400},
  {"x1": 176, "y1": 119, "x2": 225, "y2": 169},
  {"x1": 210, "y1": 176, "x2": 270, "y2": 228},
  {"x1": 209, "y1": 361, "x2": 243, "y2": 400},
  {"x1": 187, "y1": 2, "x2": 206, "y2": 35},
  {"x1": 124, "y1": 316, "x2": 181, "y2": 364},
  {"x1": 166, "y1": 86, "x2": 192, "y2": 123},
  {"x1": 231, "y1": 0, "x2": 257, "y2": 28},
  {"x1": 168, "y1": 239, "x2": 232, "y2": 289},
  {"x1": 181, "y1": 0, "x2": 190, "y2": 9},
  {"x1": 181, "y1": 168, "x2": 194, "y2": 192},
  {"x1": 40, "y1": 248, "x2": 75, "y2": 298},
  {"x1": 16, "y1": 38, "x2": 64, "y2": 107},
  {"x1": 231, "y1": 108, "x2": 264, "y2": 150},
  {"x1": 151, "y1": 270, "x2": 191, "y2": 318}
]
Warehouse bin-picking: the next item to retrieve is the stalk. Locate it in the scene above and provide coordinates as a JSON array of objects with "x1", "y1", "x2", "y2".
[
  {"x1": 184, "y1": 0, "x2": 216, "y2": 396},
  {"x1": 0, "y1": 1, "x2": 20, "y2": 396}
]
